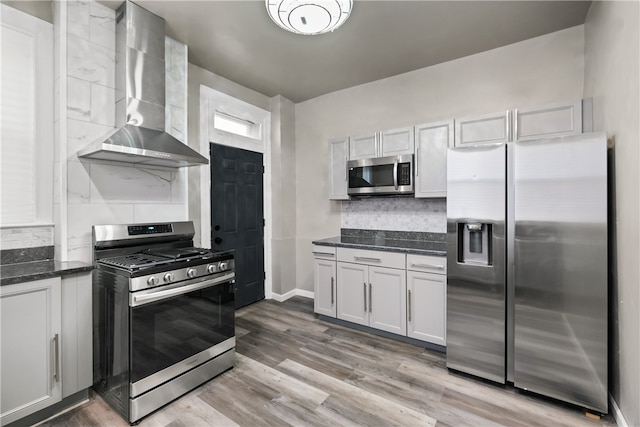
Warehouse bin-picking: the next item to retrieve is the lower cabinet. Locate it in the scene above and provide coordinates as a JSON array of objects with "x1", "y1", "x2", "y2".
[
  {"x1": 406, "y1": 253, "x2": 447, "y2": 346},
  {"x1": 407, "y1": 271, "x2": 446, "y2": 345},
  {"x1": 313, "y1": 245, "x2": 445, "y2": 348},
  {"x1": 61, "y1": 273, "x2": 93, "y2": 398},
  {"x1": 313, "y1": 257, "x2": 337, "y2": 317},
  {"x1": 0, "y1": 278, "x2": 62, "y2": 425}
]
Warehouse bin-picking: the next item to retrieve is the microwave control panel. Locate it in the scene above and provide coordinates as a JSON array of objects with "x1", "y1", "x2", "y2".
[{"x1": 398, "y1": 163, "x2": 411, "y2": 185}]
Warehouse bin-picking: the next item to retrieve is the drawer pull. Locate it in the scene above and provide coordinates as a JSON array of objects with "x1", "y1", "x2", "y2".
[
  {"x1": 354, "y1": 256, "x2": 381, "y2": 263},
  {"x1": 411, "y1": 263, "x2": 445, "y2": 270},
  {"x1": 313, "y1": 251, "x2": 335, "y2": 257}
]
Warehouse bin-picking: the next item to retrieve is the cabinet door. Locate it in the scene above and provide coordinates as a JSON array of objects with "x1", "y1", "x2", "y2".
[
  {"x1": 455, "y1": 110, "x2": 510, "y2": 147},
  {"x1": 329, "y1": 137, "x2": 349, "y2": 200},
  {"x1": 349, "y1": 133, "x2": 378, "y2": 160},
  {"x1": 414, "y1": 119, "x2": 453, "y2": 198},
  {"x1": 337, "y1": 262, "x2": 368, "y2": 326},
  {"x1": 314, "y1": 258, "x2": 337, "y2": 317},
  {"x1": 1, "y1": 278, "x2": 62, "y2": 425},
  {"x1": 369, "y1": 266, "x2": 407, "y2": 335},
  {"x1": 61, "y1": 273, "x2": 93, "y2": 398},
  {"x1": 515, "y1": 100, "x2": 582, "y2": 141},
  {"x1": 407, "y1": 271, "x2": 446, "y2": 345},
  {"x1": 381, "y1": 126, "x2": 414, "y2": 157}
]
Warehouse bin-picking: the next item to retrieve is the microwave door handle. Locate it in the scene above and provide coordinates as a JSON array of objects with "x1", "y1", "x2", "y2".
[{"x1": 393, "y1": 159, "x2": 399, "y2": 190}]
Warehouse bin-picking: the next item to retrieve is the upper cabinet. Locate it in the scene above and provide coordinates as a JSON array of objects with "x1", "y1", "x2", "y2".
[
  {"x1": 454, "y1": 110, "x2": 510, "y2": 147},
  {"x1": 514, "y1": 100, "x2": 582, "y2": 141},
  {"x1": 414, "y1": 120, "x2": 453, "y2": 198},
  {"x1": 380, "y1": 126, "x2": 415, "y2": 157},
  {"x1": 454, "y1": 100, "x2": 586, "y2": 147},
  {"x1": 329, "y1": 137, "x2": 350, "y2": 200},
  {"x1": 349, "y1": 127, "x2": 414, "y2": 160}
]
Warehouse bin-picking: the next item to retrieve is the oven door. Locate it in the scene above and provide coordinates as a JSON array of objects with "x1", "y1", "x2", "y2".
[{"x1": 128, "y1": 271, "x2": 235, "y2": 398}]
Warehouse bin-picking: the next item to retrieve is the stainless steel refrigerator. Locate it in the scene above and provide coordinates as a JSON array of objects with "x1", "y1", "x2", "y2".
[{"x1": 446, "y1": 132, "x2": 608, "y2": 413}]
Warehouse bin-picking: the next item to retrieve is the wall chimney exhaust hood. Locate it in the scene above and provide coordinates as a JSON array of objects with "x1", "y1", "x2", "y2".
[{"x1": 77, "y1": 1, "x2": 207, "y2": 168}]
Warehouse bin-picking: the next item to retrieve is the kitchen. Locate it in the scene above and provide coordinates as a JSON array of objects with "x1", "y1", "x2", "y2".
[{"x1": 0, "y1": 1, "x2": 638, "y2": 426}]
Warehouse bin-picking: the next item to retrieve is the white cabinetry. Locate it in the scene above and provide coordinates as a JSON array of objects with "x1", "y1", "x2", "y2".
[
  {"x1": 337, "y1": 248, "x2": 407, "y2": 335},
  {"x1": 313, "y1": 246, "x2": 337, "y2": 317},
  {"x1": 329, "y1": 137, "x2": 349, "y2": 200},
  {"x1": 406, "y1": 254, "x2": 446, "y2": 345},
  {"x1": 349, "y1": 127, "x2": 414, "y2": 160},
  {"x1": 454, "y1": 110, "x2": 510, "y2": 147},
  {"x1": 61, "y1": 273, "x2": 93, "y2": 398},
  {"x1": 349, "y1": 133, "x2": 378, "y2": 160},
  {"x1": 414, "y1": 119, "x2": 454, "y2": 198},
  {"x1": 454, "y1": 100, "x2": 585, "y2": 147},
  {"x1": 1, "y1": 278, "x2": 62, "y2": 425},
  {"x1": 514, "y1": 100, "x2": 582, "y2": 141},
  {"x1": 380, "y1": 126, "x2": 414, "y2": 157}
]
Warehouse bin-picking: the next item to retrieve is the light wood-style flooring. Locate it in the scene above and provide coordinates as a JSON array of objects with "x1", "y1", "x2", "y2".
[{"x1": 41, "y1": 297, "x2": 616, "y2": 426}]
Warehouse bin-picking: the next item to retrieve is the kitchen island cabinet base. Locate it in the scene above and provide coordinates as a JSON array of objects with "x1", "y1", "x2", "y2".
[{"x1": 317, "y1": 314, "x2": 446, "y2": 353}]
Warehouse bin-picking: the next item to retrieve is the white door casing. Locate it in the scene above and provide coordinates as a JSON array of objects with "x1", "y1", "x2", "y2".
[{"x1": 199, "y1": 85, "x2": 272, "y2": 299}]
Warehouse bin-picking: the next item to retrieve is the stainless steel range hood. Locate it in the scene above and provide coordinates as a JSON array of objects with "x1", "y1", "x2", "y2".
[{"x1": 77, "y1": 1, "x2": 207, "y2": 168}]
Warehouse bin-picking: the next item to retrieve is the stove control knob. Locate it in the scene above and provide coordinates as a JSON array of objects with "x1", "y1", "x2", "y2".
[
  {"x1": 163, "y1": 273, "x2": 174, "y2": 283},
  {"x1": 187, "y1": 268, "x2": 197, "y2": 279},
  {"x1": 207, "y1": 264, "x2": 218, "y2": 274},
  {"x1": 147, "y1": 276, "x2": 158, "y2": 287},
  {"x1": 219, "y1": 262, "x2": 228, "y2": 271}
]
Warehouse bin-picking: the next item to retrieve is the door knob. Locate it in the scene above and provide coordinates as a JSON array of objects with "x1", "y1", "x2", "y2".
[{"x1": 214, "y1": 237, "x2": 222, "y2": 244}]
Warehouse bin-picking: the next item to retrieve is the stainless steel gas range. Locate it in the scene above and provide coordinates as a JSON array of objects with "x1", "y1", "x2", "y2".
[{"x1": 92, "y1": 221, "x2": 235, "y2": 424}]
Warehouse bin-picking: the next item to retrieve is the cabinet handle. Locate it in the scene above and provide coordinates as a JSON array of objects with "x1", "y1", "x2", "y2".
[
  {"x1": 313, "y1": 251, "x2": 335, "y2": 257},
  {"x1": 363, "y1": 283, "x2": 367, "y2": 312},
  {"x1": 369, "y1": 283, "x2": 372, "y2": 313},
  {"x1": 410, "y1": 263, "x2": 445, "y2": 270},
  {"x1": 53, "y1": 333, "x2": 60, "y2": 382},
  {"x1": 408, "y1": 290, "x2": 412, "y2": 322},
  {"x1": 505, "y1": 110, "x2": 510, "y2": 141},
  {"x1": 415, "y1": 145, "x2": 419, "y2": 177},
  {"x1": 514, "y1": 108, "x2": 518, "y2": 141},
  {"x1": 345, "y1": 152, "x2": 348, "y2": 181},
  {"x1": 331, "y1": 277, "x2": 335, "y2": 305},
  {"x1": 354, "y1": 256, "x2": 381, "y2": 263}
]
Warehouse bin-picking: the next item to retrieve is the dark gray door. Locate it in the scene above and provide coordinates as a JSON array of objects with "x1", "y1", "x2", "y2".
[{"x1": 210, "y1": 143, "x2": 264, "y2": 309}]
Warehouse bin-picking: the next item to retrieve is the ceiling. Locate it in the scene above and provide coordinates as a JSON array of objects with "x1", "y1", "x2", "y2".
[{"x1": 100, "y1": 1, "x2": 592, "y2": 103}]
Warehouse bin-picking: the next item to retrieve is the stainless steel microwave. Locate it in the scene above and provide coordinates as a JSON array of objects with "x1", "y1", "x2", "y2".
[{"x1": 347, "y1": 154, "x2": 414, "y2": 196}]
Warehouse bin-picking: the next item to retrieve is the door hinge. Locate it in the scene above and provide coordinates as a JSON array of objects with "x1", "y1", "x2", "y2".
[
  {"x1": 263, "y1": 218, "x2": 266, "y2": 227},
  {"x1": 263, "y1": 272, "x2": 266, "y2": 280}
]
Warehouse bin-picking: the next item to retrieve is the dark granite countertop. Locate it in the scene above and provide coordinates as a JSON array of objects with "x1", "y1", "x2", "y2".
[
  {"x1": 313, "y1": 235, "x2": 446, "y2": 256},
  {"x1": 0, "y1": 260, "x2": 94, "y2": 286}
]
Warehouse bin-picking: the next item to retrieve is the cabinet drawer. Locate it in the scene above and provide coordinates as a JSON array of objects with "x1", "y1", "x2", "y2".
[
  {"x1": 337, "y1": 247, "x2": 405, "y2": 269},
  {"x1": 312, "y1": 245, "x2": 336, "y2": 260},
  {"x1": 407, "y1": 254, "x2": 446, "y2": 274}
]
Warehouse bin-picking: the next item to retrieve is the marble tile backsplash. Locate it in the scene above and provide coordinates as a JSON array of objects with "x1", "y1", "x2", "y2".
[
  {"x1": 62, "y1": 0, "x2": 190, "y2": 263},
  {"x1": 0, "y1": 226, "x2": 54, "y2": 250},
  {"x1": 342, "y1": 197, "x2": 446, "y2": 233}
]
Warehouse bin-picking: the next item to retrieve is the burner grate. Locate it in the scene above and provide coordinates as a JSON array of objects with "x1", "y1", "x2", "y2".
[{"x1": 98, "y1": 253, "x2": 172, "y2": 270}]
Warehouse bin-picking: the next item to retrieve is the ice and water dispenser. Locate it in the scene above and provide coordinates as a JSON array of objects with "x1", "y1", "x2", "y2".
[{"x1": 458, "y1": 222, "x2": 492, "y2": 265}]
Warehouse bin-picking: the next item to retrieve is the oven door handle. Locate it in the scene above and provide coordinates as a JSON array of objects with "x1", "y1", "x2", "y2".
[{"x1": 131, "y1": 272, "x2": 235, "y2": 307}]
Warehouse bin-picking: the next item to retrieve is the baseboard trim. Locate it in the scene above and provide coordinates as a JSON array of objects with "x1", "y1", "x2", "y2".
[
  {"x1": 271, "y1": 289, "x2": 314, "y2": 302},
  {"x1": 609, "y1": 394, "x2": 628, "y2": 427}
]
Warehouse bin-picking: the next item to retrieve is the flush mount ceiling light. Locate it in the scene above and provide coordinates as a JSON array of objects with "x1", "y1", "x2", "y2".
[{"x1": 266, "y1": 0, "x2": 353, "y2": 35}]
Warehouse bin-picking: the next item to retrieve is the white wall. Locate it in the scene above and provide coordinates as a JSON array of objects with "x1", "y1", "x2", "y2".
[
  {"x1": 583, "y1": 2, "x2": 640, "y2": 425},
  {"x1": 295, "y1": 25, "x2": 586, "y2": 292}
]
